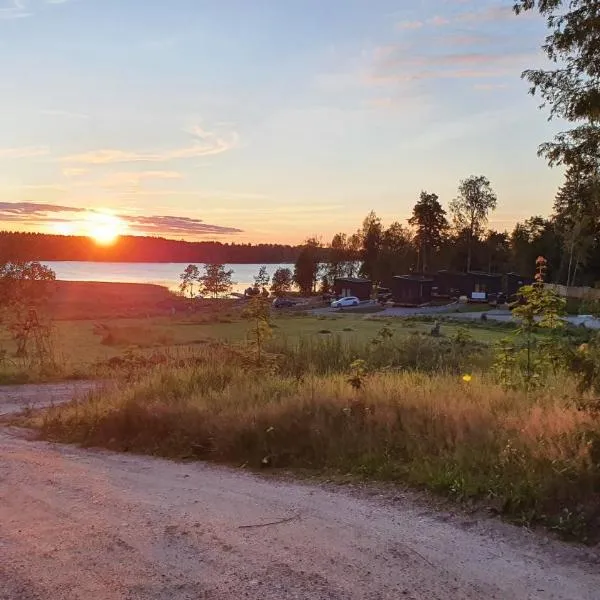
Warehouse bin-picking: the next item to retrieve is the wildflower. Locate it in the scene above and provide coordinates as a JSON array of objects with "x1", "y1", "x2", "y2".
[{"x1": 462, "y1": 374, "x2": 472, "y2": 383}]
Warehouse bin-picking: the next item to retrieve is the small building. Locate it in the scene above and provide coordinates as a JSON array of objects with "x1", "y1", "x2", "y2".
[
  {"x1": 391, "y1": 275, "x2": 434, "y2": 306},
  {"x1": 434, "y1": 270, "x2": 467, "y2": 298},
  {"x1": 333, "y1": 277, "x2": 372, "y2": 301},
  {"x1": 434, "y1": 270, "x2": 502, "y2": 300},
  {"x1": 467, "y1": 271, "x2": 503, "y2": 300}
]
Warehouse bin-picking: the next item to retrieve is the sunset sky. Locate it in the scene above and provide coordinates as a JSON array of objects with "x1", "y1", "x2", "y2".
[{"x1": 0, "y1": 0, "x2": 563, "y2": 244}]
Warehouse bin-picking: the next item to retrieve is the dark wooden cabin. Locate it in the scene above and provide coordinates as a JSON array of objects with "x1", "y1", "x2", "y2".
[
  {"x1": 333, "y1": 277, "x2": 373, "y2": 301},
  {"x1": 391, "y1": 275, "x2": 434, "y2": 306},
  {"x1": 434, "y1": 270, "x2": 502, "y2": 300},
  {"x1": 467, "y1": 271, "x2": 503, "y2": 299},
  {"x1": 434, "y1": 270, "x2": 467, "y2": 298}
]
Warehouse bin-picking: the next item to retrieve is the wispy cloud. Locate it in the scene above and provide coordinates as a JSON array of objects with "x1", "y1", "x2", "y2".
[
  {"x1": 100, "y1": 171, "x2": 183, "y2": 187},
  {"x1": 367, "y1": 46, "x2": 535, "y2": 84},
  {"x1": 0, "y1": 201, "x2": 243, "y2": 237},
  {"x1": 429, "y1": 15, "x2": 450, "y2": 27},
  {"x1": 40, "y1": 108, "x2": 90, "y2": 120},
  {"x1": 0, "y1": 146, "x2": 49, "y2": 159},
  {"x1": 395, "y1": 4, "x2": 521, "y2": 32},
  {"x1": 396, "y1": 20, "x2": 423, "y2": 31},
  {"x1": 0, "y1": 0, "x2": 72, "y2": 20},
  {"x1": 61, "y1": 125, "x2": 238, "y2": 165},
  {"x1": 438, "y1": 33, "x2": 496, "y2": 47},
  {"x1": 123, "y1": 214, "x2": 242, "y2": 236},
  {"x1": 456, "y1": 5, "x2": 517, "y2": 24},
  {"x1": 0, "y1": 0, "x2": 30, "y2": 19},
  {"x1": 0, "y1": 201, "x2": 84, "y2": 221},
  {"x1": 62, "y1": 167, "x2": 88, "y2": 177}
]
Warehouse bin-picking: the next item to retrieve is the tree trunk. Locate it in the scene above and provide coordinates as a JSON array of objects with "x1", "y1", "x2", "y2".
[
  {"x1": 466, "y1": 230, "x2": 472, "y2": 273},
  {"x1": 566, "y1": 238, "x2": 575, "y2": 287}
]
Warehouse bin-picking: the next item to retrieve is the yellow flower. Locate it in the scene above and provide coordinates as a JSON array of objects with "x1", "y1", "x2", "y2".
[{"x1": 462, "y1": 374, "x2": 473, "y2": 383}]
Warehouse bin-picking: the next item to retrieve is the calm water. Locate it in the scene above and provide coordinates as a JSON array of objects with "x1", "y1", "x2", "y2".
[{"x1": 44, "y1": 262, "x2": 294, "y2": 294}]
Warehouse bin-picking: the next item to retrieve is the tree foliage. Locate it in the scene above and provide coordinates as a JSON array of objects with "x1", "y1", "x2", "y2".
[
  {"x1": 253, "y1": 265, "x2": 270, "y2": 291},
  {"x1": 553, "y1": 167, "x2": 600, "y2": 285},
  {"x1": 408, "y1": 191, "x2": 448, "y2": 272},
  {"x1": 294, "y1": 238, "x2": 321, "y2": 295},
  {"x1": 270, "y1": 267, "x2": 293, "y2": 297},
  {"x1": 515, "y1": 0, "x2": 600, "y2": 173},
  {"x1": 179, "y1": 264, "x2": 200, "y2": 298},
  {"x1": 378, "y1": 222, "x2": 415, "y2": 281},
  {"x1": 198, "y1": 263, "x2": 234, "y2": 298},
  {"x1": 0, "y1": 261, "x2": 57, "y2": 367},
  {"x1": 359, "y1": 211, "x2": 383, "y2": 282},
  {"x1": 450, "y1": 176, "x2": 498, "y2": 272},
  {"x1": 0, "y1": 261, "x2": 56, "y2": 310},
  {"x1": 243, "y1": 296, "x2": 273, "y2": 364}
]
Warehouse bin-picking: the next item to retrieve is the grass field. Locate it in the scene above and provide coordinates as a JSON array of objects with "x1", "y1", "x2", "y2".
[{"x1": 0, "y1": 309, "x2": 518, "y2": 379}]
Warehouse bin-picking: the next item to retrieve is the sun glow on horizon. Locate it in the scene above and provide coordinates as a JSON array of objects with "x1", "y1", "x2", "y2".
[{"x1": 84, "y1": 212, "x2": 127, "y2": 245}]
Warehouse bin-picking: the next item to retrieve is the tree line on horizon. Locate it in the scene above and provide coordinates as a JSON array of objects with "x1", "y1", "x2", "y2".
[
  {"x1": 289, "y1": 169, "x2": 600, "y2": 295},
  {"x1": 0, "y1": 232, "x2": 302, "y2": 264}
]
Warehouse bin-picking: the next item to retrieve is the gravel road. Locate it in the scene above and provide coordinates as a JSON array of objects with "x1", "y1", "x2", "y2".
[{"x1": 1, "y1": 384, "x2": 599, "y2": 600}]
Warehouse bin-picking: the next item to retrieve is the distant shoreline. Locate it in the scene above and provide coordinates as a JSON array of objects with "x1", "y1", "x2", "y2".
[{"x1": 40, "y1": 260, "x2": 289, "y2": 264}]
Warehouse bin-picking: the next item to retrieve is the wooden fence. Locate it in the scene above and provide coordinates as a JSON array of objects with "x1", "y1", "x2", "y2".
[{"x1": 545, "y1": 283, "x2": 600, "y2": 301}]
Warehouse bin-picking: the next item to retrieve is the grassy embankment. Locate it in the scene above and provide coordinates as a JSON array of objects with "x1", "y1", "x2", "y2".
[{"x1": 22, "y1": 328, "x2": 600, "y2": 543}]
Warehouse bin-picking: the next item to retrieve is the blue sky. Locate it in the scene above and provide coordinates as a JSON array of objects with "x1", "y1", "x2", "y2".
[{"x1": 0, "y1": 0, "x2": 563, "y2": 243}]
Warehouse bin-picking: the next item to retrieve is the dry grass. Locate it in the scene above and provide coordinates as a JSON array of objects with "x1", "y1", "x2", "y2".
[{"x1": 29, "y1": 350, "x2": 600, "y2": 542}]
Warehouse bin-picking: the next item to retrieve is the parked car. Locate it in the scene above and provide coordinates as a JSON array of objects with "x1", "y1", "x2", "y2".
[
  {"x1": 272, "y1": 297, "x2": 296, "y2": 308},
  {"x1": 331, "y1": 296, "x2": 360, "y2": 308}
]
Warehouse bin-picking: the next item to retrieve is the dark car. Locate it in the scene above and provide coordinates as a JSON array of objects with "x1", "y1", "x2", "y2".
[{"x1": 272, "y1": 297, "x2": 296, "y2": 308}]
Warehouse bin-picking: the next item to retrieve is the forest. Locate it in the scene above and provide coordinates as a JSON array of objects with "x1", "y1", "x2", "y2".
[
  {"x1": 285, "y1": 166, "x2": 599, "y2": 293},
  {"x1": 0, "y1": 232, "x2": 302, "y2": 264}
]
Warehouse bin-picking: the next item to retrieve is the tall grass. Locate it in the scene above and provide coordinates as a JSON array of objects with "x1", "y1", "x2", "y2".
[
  {"x1": 30, "y1": 347, "x2": 600, "y2": 542},
  {"x1": 268, "y1": 332, "x2": 493, "y2": 376}
]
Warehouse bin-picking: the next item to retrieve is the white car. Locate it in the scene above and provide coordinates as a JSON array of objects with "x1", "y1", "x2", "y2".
[{"x1": 331, "y1": 296, "x2": 360, "y2": 308}]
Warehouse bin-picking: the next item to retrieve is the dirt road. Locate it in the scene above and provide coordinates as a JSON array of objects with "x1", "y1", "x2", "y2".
[{"x1": 1, "y1": 384, "x2": 599, "y2": 599}]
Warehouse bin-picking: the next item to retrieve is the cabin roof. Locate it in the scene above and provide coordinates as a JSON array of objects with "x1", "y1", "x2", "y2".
[
  {"x1": 334, "y1": 277, "x2": 372, "y2": 284},
  {"x1": 393, "y1": 275, "x2": 434, "y2": 283}
]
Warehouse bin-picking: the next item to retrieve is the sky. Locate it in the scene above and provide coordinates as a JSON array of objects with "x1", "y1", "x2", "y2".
[{"x1": 0, "y1": 0, "x2": 565, "y2": 244}]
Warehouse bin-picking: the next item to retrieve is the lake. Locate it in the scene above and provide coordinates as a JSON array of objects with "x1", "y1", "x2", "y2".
[{"x1": 43, "y1": 262, "x2": 295, "y2": 294}]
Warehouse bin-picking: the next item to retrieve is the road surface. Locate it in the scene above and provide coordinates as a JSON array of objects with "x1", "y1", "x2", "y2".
[{"x1": 1, "y1": 384, "x2": 599, "y2": 600}]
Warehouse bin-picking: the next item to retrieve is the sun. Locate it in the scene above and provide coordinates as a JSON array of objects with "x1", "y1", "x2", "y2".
[{"x1": 85, "y1": 212, "x2": 126, "y2": 246}]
